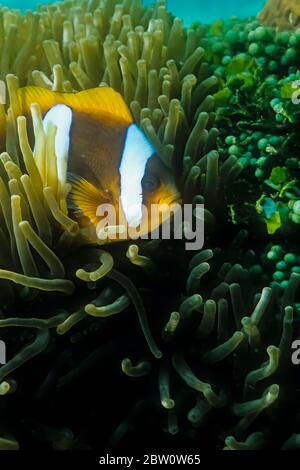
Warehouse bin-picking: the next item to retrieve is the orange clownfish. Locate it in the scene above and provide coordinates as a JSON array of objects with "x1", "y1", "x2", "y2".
[{"x1": 12, "y1": 86, "x2": 181, "y2": 241}]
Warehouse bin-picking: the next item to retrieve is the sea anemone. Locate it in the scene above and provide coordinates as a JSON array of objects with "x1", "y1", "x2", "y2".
[{"x1": 0, "y1": 0, "x2": 232, "y2": 450}]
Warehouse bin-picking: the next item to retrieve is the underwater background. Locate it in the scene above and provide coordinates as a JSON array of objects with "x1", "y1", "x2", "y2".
[
  {"x1": 5, "y1": 0, "x2": 266, "y2": 22},
  {"x1": 2, "y1": 0, "x2": 300, "y2": 454}
]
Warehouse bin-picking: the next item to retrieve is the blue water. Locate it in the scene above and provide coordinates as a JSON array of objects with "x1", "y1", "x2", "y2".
[
  {"x1": 2, "y1": 0, "x2": 266, "y2": 24},
  {"x1": 150, "y1": 0, "x2": 267, "y2": 24},
  {"x1": 2, "y1": 0, "x2": 267, "y2": 23}
]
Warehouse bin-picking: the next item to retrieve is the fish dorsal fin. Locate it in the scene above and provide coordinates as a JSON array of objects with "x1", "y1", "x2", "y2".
[
  {"x1": 42, "y1": 104, "x2": 73, "y2": 184},
  {"x1": 14, "y1": 86, "x2": 133, "y2": 126}
]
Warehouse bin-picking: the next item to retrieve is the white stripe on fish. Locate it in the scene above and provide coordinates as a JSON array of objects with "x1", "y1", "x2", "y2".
[{"x1": 119, "y1": 124, "x2": 155, "y2": 227}]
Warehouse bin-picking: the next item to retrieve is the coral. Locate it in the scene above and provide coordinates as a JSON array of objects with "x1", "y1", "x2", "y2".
[
  {"x1": 260, "y1": 0, "x2": 300, "y2": 31},
  {"x1": 0, "y1": 0, "x2": 300, "y2": 453}
]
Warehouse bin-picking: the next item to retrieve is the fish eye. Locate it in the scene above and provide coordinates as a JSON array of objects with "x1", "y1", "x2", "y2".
[{"x1": 142, "y1": 175, "x2": 160, "y2": 192}]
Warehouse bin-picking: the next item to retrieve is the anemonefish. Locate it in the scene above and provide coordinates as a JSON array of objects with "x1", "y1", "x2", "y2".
[{"x1": 11, "y1": 86, "x2": 181, "y2": 241}]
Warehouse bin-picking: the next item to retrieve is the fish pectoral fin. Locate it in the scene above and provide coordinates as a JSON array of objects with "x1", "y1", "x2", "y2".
[{"x1": 68, "y1": 175, "x2": 110, "y2": 226}]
